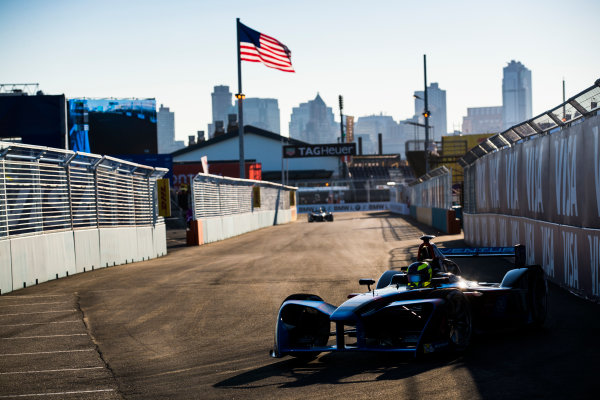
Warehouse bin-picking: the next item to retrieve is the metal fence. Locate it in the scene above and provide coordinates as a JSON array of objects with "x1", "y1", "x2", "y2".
[
  {"x1": 0, "y1": 141, "x2": 167, "y2": 240},
  {"x1": 191, "y1": 173, "x2": 293, "y2": 219},
  {"x1": 406, "y1": 166, "x2": 452, "y2": 209}
]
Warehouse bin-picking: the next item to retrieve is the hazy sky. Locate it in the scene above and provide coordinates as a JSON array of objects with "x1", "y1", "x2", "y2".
[{"x1": 1, "y1": 0, "x2": 598, "y2": 142}]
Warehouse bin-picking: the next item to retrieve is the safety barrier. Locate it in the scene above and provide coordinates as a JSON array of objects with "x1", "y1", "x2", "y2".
[
  {"x1": 0, "y1": 141, "x2": 167, "y2": 295},
  {"x1": 187, "y1": 173, "x2": 297, "y2": 245},
  {"x1": 390, "y1": 167, "x2": 459, "y2": 234},
  {"x1": 461, "y1": 79, "x2": 600, "y2": 300}
]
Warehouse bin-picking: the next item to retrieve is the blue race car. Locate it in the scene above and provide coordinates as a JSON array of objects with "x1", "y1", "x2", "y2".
[{"x1": 270, "y1": 257, "x2": 547, "y2": 359}]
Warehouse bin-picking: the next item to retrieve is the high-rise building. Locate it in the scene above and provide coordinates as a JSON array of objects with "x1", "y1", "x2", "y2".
[
  {"x1": 289, "y1": 94, "x2": 337, "y2": 144},
  {"x1": 209, "y1": 85, "x2": 234, "y2": 138},
  {"x1": 354, "y1": 114, "x2": 405, "y2": 157},
  {"x1": 234, "y1": 98, "x2": 280, "y2": 133},
  {"x1": 157, "y1": 105, "x2": 185, "y2": 153},
  {"x1": 414, "y1": 82, "x2": 447, "y2": 141},
  {"x1": 461, "y1": 106, "x2": 503, "y2": 134},
  {"x1": 502, "y1": 60, "x2": 532, "y2": 129}
]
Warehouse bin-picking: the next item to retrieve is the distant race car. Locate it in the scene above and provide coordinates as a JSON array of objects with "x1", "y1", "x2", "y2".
[
  {"x1": 270, "y1": 238, "x2": 547, "y2": 359},
  {"x1": 307, "y1": 207, "x2": 334, "y2": 223}
]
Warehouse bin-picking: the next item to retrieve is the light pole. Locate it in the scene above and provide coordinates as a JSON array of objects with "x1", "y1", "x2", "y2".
[{"x1": 422, "y1": 54, "x2": 431, "y2": 173}]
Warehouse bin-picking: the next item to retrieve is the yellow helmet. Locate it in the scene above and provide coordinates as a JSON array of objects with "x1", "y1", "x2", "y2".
[{"x1": 407, "y1": 262, "x2": 432, "y2": 288}]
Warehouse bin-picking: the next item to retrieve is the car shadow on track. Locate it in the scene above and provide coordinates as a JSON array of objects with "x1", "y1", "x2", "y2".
[{"x1": 213, "y1": 353, "x2": 457, "y2": 390}]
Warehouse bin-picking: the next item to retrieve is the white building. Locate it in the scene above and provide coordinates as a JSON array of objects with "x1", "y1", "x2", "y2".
[{"x1": 171, "y1": 125, "x2": 340, "y2": 182}]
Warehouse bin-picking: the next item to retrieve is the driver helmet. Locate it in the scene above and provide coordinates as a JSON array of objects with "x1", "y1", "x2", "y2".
[{"x1": 407, "y1": 262, "x2": 432, "y2": 288}]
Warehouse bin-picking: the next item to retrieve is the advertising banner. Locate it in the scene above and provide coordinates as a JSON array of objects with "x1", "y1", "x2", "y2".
[
  {"x1": 464, "y1": 213, "x2": 600, "y2": 301},
  {"x1": 157, "y1": 178, "x2": 171, "y2": 217},
  {"x1": 297, "y1": 202, "x2": 388, "y2": 213},
  {"x1": 472, "y1": 115, "x2": 600, "y2": 228},
  {"x1": 283, "y1": 143, "x2": 356, "y2": 158}
]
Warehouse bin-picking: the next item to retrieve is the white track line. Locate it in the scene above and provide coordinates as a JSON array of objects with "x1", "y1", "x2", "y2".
[
  {"x1": 0, "y1": 302, "x2": 72, "y2": 307},
  {"x1": 1, "y1": 334, "x2": 87, "y2": 340},
  {"x1": 0, "y1": 366, "x2": 104, "y2": 375},
  {"x1": 0, "y1": 349, "x2": 96, "y2": 357},
  {"x1": 0, "y1": 310, "x2": 76, "y2": 316},
  {"x1": 0, "y1": 389, "x2": 115, "y2": 398},
  {"x1": 0, "y1": 295, "x2": 72, "y2": 299},
  {"x1": 1, "y1": 321, "x2": 81, "y2": 327}
]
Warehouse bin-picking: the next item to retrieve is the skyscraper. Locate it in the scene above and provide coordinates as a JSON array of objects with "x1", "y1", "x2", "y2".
[
  {"x1": 502, "y1": 60, "x2": 532, "y2": 129},
  {"x1": 209, "y1": 85, "x2": 233, "y2": 138},
  {"x1": 235, "y1": 98, "x2": 280, "y2": 133},
  {"x1": 461, "y1": 106, "x2": 503, "y2": 134},
  {"x1": 414, "y1": 82, "x2": 447, "y2": 141},
  {"x1": 289, "y1": 94, "x2": 337, "y2": 144},
  {"x1": 354, "y1": 114, "x2": 404, "y2": 156},
  {"x1": 157, "y1": 105, "x2": 184, "y2": 153}
]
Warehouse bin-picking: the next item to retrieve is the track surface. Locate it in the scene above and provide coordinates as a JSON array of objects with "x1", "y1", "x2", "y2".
[{"x1": 1, "y1": 212, "x2": 599, "y2": 399}]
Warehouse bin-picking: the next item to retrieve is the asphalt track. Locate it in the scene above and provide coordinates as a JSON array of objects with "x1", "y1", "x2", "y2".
[{"x1": 1, "y1": 212, "x2": 599, "y2": 399}]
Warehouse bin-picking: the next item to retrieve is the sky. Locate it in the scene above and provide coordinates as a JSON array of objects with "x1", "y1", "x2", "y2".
[{"x1": 1, "y1": 0, "x2": 599, "y2": 143}]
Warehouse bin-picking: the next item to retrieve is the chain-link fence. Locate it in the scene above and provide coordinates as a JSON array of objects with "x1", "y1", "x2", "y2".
[{"x1": 0, "y1": 141, "x2": 167, "y2": 240}]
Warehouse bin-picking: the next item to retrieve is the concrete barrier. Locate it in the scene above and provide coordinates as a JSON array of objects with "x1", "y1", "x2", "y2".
[
  {"x1": 74, "y1": 229, "x2": 101, "y2": 272},
  {"x1": 136, "y1": 226, "x2": 154, "y2": 261},
  {"x1": 153, "y1": 223, "x2": 167, "y2": 258},
  {"x1": 197, "y1": 207, "x2": 295, "y2": 245},
  {"x1": 10, "y1": 231, "x2": 76, "y2": 290},
  {"x1": 0, "y1": 240, "x2": 12, "y2": 294}
]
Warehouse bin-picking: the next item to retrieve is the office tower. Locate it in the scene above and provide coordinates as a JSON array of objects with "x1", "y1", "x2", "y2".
[
  {"x1": 234, "y1": 98, "x2": 280, "y2": 133},
  {"x1": 209, "y1": 85, "x2": 233, "y2": 138},
  {"x1": 502, "y1": 60, "x2": 532, "y2": 129},
  {"x1": 414, "y1": 82, "x2": 447, "y2": 141},
  {"x1": 157, "y1": 105, "x2": 185, "y2": 153},
  {"x1": 354, "y1": 114, "x2": 404, "y2": 157},
  {"x1": 289, "y1": 94, "x2": 337, "y2": 144},
  {"x1": 461, "y1": 106, "x2": 503, "y2": 134}
]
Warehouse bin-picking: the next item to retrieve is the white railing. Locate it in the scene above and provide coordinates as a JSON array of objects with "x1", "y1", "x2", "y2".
[{"x1": 0, "y1": 142, "x2": 167, "y2": 240}]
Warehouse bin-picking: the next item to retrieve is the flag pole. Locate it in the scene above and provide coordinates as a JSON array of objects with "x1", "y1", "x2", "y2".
[{"x1": 236, "y1": 18, "x2": 245, "y2": 179}]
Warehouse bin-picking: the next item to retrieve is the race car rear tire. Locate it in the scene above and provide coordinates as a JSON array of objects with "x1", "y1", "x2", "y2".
[{"x1": 442, "y1": 290, "x2": 472, "y2": 352}]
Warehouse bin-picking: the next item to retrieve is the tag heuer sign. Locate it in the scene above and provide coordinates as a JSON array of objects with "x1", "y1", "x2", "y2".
[{"x1": 283, "y1": 143, "x2": 356, "y2": 158}]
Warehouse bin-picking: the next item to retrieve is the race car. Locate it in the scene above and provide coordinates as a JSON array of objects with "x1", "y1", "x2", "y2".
[
  {"x1": 270, "y1": 257, "x2": 547, "y2": 359},
  {"x1": 307, "y1": 207, "x2": 334, "y2": 222}
]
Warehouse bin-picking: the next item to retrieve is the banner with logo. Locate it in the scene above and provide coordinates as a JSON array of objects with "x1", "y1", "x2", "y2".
[
  {"x1": 283, "y1": 143, "x2": 356, "y2": 158},
  {"x1": 297, "y1": 202, "x2": 388, "y2": 213},
  {"x1": 471, "y1": 115, "x2": 600, "y2": 228}
]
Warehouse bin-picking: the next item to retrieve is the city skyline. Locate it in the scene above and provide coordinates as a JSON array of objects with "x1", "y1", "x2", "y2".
[{"x1": 1, "y1": 0, "x2": 598, "y2": 143}]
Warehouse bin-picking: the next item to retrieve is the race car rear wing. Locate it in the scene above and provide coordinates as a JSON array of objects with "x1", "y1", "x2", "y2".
[{"x1": 439, "y1": 244, "x2": 526, "y2": 267}]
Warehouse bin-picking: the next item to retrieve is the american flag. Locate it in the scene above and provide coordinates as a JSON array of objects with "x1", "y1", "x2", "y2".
[{"x1": 238, "y1": 22, "x2": 294, "y2": 73}]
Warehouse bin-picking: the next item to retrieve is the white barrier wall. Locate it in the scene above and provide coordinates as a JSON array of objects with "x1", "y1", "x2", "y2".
[
  {"x1": 200, "y1": 209, "x2": 293, "y2": 244},
  {"x1": 0, "y1": 240, "x2": 12, "y2": 295},
  {"x1": 0, "y1": 224, "x2": 167, "y2": 295},
  {"x1": 74, "y1": 229, "x2": 101, "y2": 272}
]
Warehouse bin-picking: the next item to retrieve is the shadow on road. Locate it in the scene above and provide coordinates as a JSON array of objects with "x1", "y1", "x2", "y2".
[{"x1": 214, "y1": 352, "x2": 462, "y2": 390}]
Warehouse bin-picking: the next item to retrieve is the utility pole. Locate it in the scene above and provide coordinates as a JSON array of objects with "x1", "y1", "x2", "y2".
[
  {"x1": 423, "y1": 54, "x2": 430, "y2": 173},
  {"x1": 339, "y1": 95, "x2": 345, "y2": 178}
]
